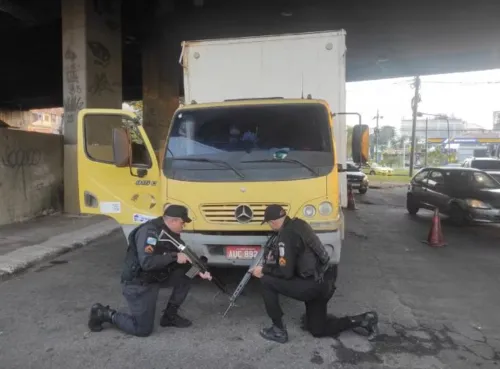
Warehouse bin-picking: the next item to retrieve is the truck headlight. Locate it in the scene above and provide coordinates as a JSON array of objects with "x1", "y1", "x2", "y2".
[
  {"x1": 319, "y1": 201, "x2": 333, "y2": 216},
  {"x1": 303, "y1": 205, "x2": 316, "y2": 217}
]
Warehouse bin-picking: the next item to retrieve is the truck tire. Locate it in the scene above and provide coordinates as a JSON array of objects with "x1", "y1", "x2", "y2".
[{"x1": 359, "y1": 187, "x2": 367, "y2": 195}]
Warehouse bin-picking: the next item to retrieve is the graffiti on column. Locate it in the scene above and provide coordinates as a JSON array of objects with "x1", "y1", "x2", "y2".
[
  {"x1": 92, "y1": 0, "x2": 120, "y2": 31},
  {"x1": 63, "y1": 47, "x2": 84, "y2": 132},
  {"x1": 89, "y1": 72, "x2": 115, "y2": 95},
  {"x1": 87, "y1": 40, "x2": 115, "y2": 96},
  {"x1": 87, "y1": 41, "x2": 111, "y2": 67}
]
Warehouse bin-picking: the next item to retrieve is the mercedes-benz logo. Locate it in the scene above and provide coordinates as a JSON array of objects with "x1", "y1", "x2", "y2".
[{"x1": 234, "y1": 204, "x2": 253, "y2": 224}]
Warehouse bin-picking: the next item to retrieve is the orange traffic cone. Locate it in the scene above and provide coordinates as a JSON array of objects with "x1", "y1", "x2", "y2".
[
  {"x1": 423, "y1": 208, "x2": 446, "y2": 247},
  {"x1": 347, "y1": 185, "x2": 357, "y2": 210}
]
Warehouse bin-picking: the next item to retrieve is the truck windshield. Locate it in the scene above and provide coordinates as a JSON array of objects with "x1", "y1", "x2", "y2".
[{"x1": 163, "y1": 103, "x2": 334, "y2": 182}]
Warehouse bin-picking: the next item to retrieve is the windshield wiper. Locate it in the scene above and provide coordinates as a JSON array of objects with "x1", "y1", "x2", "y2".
[
  {"x1": 170, "y1": 158, "x2": 245, "y2": 179},
  {"x1": 241, "y1": 158, "x2": 319, "y2": 176}
]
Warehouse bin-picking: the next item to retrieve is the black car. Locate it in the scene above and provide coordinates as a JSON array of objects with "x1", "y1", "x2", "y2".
[
  {"x1": 346, "y1": 162, "x2": 369, "y2": 194},
  {"x1": 406, "y1": 167, "x2": 500, "y2": 225}
]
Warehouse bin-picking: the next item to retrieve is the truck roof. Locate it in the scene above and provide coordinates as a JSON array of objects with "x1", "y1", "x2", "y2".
[{"x1": 178, "y1": 98, "x2": 330, "y2": 111}]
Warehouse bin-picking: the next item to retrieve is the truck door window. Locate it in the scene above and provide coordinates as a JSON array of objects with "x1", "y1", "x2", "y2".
[{"x1": 84, "y1": 115, "x2": 151, "y2": 168}]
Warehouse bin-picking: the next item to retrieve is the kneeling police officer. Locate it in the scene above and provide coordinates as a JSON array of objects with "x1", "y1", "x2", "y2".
[
  {"x1": 250, "y1": 204, "x2": 378, "y2": 343},
  {"x1": 88, "y1": 204, "x2": 212, "y2": 337}
]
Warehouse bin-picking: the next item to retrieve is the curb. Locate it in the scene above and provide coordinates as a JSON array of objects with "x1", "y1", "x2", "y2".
[
  {"x1": 0, "y1": 220, "x2": 121, "y2": 282},
  {"x1": 370, "y1": 183, "x2": 407, "y2": 189}
]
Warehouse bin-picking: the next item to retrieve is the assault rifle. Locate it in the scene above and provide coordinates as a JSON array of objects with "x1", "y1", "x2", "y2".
[
  {"x1": 222, "y1": 233, "x2": 278, "y2": 317},
  {"x1": 158, "y1": 230, "x2": 229, "y2": 295}
]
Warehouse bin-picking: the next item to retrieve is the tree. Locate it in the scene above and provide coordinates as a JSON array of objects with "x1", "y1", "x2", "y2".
[
  {"x1": 128, "y1": 100, "x2": 143, "y2": 121},
  {"x1": 378, "y1": 126, "x2": 396, "y2": 146}
]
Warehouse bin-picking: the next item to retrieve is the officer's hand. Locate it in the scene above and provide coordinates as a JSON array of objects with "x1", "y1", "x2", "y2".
[
  {"x1": 251, "y1": 266, "x2": 263, "y2": 278},
  {"x1": 177, "y1": 253, "x2": 191, "y2": 264},
  {"x1": 198, "y1": 271, "x2": 212, "y2": 280}
]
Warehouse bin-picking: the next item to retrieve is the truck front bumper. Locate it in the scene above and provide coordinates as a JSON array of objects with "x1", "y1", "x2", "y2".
[
  {"x1": 121, "y1": 226, "x2": 342, "y2": 267},
  {"x1": 181, "y1": 231, "x2": 342, "y2": 267}
]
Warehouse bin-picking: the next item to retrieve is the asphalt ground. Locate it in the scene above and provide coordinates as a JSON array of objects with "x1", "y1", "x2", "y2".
[{"x1": 1, "y1": 188, "x2": 500, "y2": 369}]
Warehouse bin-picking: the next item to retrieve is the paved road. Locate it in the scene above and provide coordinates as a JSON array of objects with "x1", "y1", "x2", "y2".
[{"x1": 1, "y1": 189, "x2": 500, "y2": 369}]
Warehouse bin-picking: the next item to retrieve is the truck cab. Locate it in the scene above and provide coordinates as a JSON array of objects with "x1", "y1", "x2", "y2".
[{"x1": 75, "y1": 31, "x2": 368, "y2": 268}]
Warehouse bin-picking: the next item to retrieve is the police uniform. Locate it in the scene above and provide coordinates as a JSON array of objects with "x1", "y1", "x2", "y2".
[
  {"x1": 87, "y1": 205, "x2": 194, "y2": 337},
  {"x1": 258, "y1": 204, "x2": 378, "y2": 343}
]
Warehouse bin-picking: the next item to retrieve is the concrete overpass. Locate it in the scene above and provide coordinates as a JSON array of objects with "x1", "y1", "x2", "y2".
[
  {"x1": 1, "y1": 0, "x2": 500, "y2": 110},
  {"x1": 2, "y1": 0, "x2": 500, "y2": 215}
]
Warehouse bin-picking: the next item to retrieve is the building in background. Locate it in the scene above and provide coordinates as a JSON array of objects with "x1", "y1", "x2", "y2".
[
  {"x1": 0, "y1": 108, "x2": 63, "y2": 134},
  {"x1": 400, "y1": 117, "x2": 466, "y2": 140},
  {"x1": 494, "y1": 111, "x2": 500, "y2": 131}
]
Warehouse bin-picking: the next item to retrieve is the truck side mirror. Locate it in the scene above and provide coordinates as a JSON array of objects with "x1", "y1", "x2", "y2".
[
  {"x1": 112, "y1": 128, "x2": 131, "y2": 167},
  {"x1": 352, "y1": 124, "x2": 370, "y2": 164}
]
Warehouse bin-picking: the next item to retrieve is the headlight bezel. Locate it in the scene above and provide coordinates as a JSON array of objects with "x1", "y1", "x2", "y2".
[
  {"x1": 318, "y1": 201, "x2": 333, "y2": 216},
  {"x1": 303, "y1": 205, "x2": 316, "y2": 217}
]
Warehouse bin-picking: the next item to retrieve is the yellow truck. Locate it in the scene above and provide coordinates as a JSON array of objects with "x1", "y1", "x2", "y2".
[{"x1": 76, "y1": 31, "x2": 367, "y2": 267}]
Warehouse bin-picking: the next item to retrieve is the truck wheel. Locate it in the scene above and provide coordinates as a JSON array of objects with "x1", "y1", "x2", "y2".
[
  {"x1": 359, "y1": 188, "x2": 367, "y2": 195},
  {"x1": 406, "y1": 196, "x2": 419, "y2": 215},
  {"x1": 369, "y1": 170, "x2": 376, "y2": 175}
]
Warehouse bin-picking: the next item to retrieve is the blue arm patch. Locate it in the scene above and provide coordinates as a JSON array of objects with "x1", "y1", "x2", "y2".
[{"x1": 146, "y1": 237, "x2": 158, "y2": 246}]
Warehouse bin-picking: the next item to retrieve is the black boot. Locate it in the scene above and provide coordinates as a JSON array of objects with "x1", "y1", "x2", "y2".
[
  {"x1": 260, "y1": 324, "x2": 288, "y2": 344},
  {"x1": 350, "y1": 311, "x2": 379, "y2": 340},
  {"x1": 88, "y1": 303, "x2": 116, "y2": 332},
  {"x1": 160, "y1": 304, "x2": 192, "y2": 328}
]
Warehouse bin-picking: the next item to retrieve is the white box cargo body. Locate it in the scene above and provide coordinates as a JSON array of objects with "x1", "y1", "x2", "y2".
[{"x1": 180, "y1": 30, "x2": 348, "y2": 206}]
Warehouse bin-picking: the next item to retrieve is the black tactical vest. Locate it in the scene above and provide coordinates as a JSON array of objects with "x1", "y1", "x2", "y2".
[
  {"x1": 289, "y1": 217, "x2": 332, "y2": 281},
  {"x1": 121, "y1": 217, "x2": 178, "y2": 284},
  {"x1": 290, "y1": 218, "x2": 331, "y2": 265}
]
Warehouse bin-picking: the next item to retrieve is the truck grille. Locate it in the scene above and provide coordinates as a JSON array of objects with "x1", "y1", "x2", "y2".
[
  {"x1": 347, "y1": 175, "x2": 362, "y2": 183},
  {"x1": 200, "y1": 203, "x2": 290, "y2": 224}
]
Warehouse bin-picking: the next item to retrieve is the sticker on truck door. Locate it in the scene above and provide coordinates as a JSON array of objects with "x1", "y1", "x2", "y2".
[{"x1": 100, "y1": 201, "x2": 121, "y2": 214}]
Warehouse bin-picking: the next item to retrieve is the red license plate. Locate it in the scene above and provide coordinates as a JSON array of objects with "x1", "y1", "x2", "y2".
[{"x1": 225, "y1": 246, "x2": 260, "y2": 260}]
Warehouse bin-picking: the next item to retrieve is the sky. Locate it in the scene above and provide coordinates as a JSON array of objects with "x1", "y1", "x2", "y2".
[{"x1": 345, "y1": 68, "x2": 500, "y2": 132}]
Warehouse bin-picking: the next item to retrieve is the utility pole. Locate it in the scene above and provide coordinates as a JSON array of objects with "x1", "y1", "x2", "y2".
[
  {"x1": 424, "y1": 118, "x2": 428, "y2": 166},
  {"x1": 409, "y1": 76, "x2": 421, "y2": 177},
  {"x1": 373, "y1": 109, "x2": 383, "y2": 163}
]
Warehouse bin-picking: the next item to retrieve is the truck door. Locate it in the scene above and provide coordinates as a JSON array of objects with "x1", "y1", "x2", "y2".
[{"x1": 76, "y1": 108, "x2": 162, "y2": 228}]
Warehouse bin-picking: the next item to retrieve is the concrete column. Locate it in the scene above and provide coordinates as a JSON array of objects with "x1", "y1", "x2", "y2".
[
  {"x1": 142, "y1": 2, "x2": 181, "y2": 157},
  {"x1": 61, "y1": 0, "x2": 122, "y2": 213}
]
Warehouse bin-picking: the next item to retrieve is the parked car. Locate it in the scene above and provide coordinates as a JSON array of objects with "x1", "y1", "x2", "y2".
[
  {"x1": 347, "y1": 162, "x2": 369, "y2": 194},
  {"x1": 364, "y1": 163, "x2": 393, "y2": 176},
  {"x1": 406, "y1": 167, "x2": 500, "y2": 225},
  {"x1": 462, "y1": 157, "x2": 500, "y2": 183}
]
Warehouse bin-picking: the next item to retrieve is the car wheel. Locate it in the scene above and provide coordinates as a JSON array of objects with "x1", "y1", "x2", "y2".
[
  {"x1": 406, "y1": 196, "x2": 419, "y2": 215},
  {"x1": 369, "y1": 170, "x2": 376, "y2": 175},
  {"x1": 449, "y1": 203, "x2": 469, "y2": 226},
  {"x1": 359, "y1": 187, "x2": 367, "y2": 195}
]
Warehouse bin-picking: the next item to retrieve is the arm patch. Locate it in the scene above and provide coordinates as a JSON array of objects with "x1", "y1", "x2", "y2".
[{"x1": 146, "y1": 237, "x2": 157, "y2": 246}]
